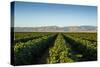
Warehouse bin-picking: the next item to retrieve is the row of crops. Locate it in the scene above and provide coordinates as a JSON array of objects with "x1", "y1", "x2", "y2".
[
  {"x1": 12, "y1": 32, "x2": 97, "y2": 65},
  {"x1": 14, "y1": 32, "x2": 54, "y2": 43}
]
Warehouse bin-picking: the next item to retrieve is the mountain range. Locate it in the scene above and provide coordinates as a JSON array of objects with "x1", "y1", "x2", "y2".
[{"x1": 14, "y1": 26, "x2": 97, "y2": 32}]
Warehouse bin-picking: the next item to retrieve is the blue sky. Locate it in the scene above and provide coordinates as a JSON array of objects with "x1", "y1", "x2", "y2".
[{"x1": 13, "y1": 1, "x2": 97, "y2": 27}]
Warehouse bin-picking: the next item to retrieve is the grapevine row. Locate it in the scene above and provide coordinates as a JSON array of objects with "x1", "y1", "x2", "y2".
[
  {"x1": 47, "y1": 34, "x2": 74, "y2": 64},
  {"x1": 14, "y1": 32, "x2": 53, "y2": 44},
  {"x1": 63, "y1": 34, "x2": 97, "y2": 61},
  {"x1": 14, "y1": 34, "x2": 57, "y2": 65}
]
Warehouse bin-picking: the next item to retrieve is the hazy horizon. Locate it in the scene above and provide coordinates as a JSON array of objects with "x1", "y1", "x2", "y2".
[
  {"x1": 14, "y1": 25, "x2": 97, "y2": 28},
  {"x1": 12, "y1": 1, "x2": 97, "y2": 27}
]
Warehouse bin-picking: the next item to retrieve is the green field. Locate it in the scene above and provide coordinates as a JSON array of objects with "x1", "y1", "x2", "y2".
[{"x1": 13, "y1": 32, "x2": 97, "y2": 65}]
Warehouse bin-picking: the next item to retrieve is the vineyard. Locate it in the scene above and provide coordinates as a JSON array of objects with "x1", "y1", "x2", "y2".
[{"x1": 12, "y1": 32, "x2": 97, "y2": 65}]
